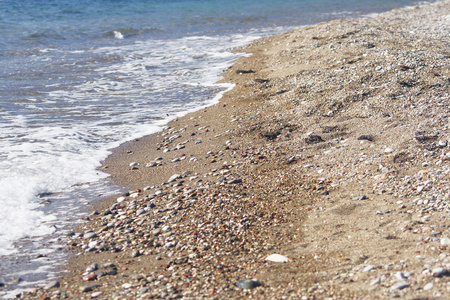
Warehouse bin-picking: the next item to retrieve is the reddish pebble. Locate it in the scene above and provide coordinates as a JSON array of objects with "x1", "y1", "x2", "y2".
[
  {"x1": 83, "y1": 273, "x2": 97, "y2": 281},
  {"x1": 121, "y1": 266, "x2": 128, "y2": 271}
]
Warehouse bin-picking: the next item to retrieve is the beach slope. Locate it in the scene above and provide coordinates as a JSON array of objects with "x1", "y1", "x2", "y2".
[{"x1": 21, "y1": 0, "x2": 450, "y2": 298}]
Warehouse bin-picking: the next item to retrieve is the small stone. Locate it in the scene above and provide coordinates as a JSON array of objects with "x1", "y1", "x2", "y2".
[
  {"x1": 227, "y1": 178, "x2": 242, "y2": 184},
  {"x1": 44, "y1": 281, "x2": 60, "y2": 290},
  {"x1": 440, "y1": 237, "x2": 450, "y2": 246},
  {"x1": 265, "y1": 254, "x2": 289, "y2": 262},
  {"x1": 370, "y1": 278, "x2": 381, "y2": 286},
  {"x1": 95, "y1": 271, "x2": 106, "y2": 277},
  {"x1": 363, "y1": 265, "x2": 375, "y2": 272},
  {"x1": 432, "y1": 267, "x2": 449, "y2": 277},
  {"x1": 305, "y1": 135, "x2": 324, "y2": 144},
  {"x1": 106, "y1": 269, "x2": 117, "y2": 276},
  {"x1": 86, "y1": 263, "x2": 98, "y2": 273},
  {"x1": 91, "y1": 291, "x2": 103, "y2": 298},
  {"x1": 129, "y1": 162, "x2": 138, "y2": 167},
  {"x1": 235, "y1": 279, "x2": 263, "y2": 290},
  {"x1": 438, "y1": 140, "x2": 447, "y2": 147},
  {"x1": 117, "y1": 197, "x2": 126, "y2": 203},
  {"x1": 390, "y1": 282, "x2": 410, "y2": 291},
  {"x1": 122, "y1": 283, "x2": 132, "y2": 289},
  {"x1": 83, "y1": 273, "x2": 97, "y2": 281},
  {"x1": 353, "y1": 195, "x2": 367, "y2": 201},
  {"x1": 384, "y1": 147, "x2": 394, "y2": 153},
  {"x1": 424, "y1": 282, "x2": 434, "y2": 291},
  {"x1": 84, "y1": 232, "x2": 97, "y2": 239},
  {"x1": 395, "y1": 272, "x2": 408, "y2": 281},
  {"x1": 102, "y1": 263, "x2": 116, "y2": 269},
  {"x1": 131, "y1": 250, "x2": 140, "y2": 258},
  {"x1": 168, "y1": 174, "x2": 181, "y2": 183},
  {"x1": 80, "y1": 285, "x2": 100, "y2": 293}
]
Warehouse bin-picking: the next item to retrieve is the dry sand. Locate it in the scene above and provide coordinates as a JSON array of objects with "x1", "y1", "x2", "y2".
[{"x1": 19, "y1": 1, "x2": 450, "y2": 299}]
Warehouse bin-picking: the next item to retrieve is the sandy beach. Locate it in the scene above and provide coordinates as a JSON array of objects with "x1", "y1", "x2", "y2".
[{"x1": 18, "y1": 0, "x2": 450, "y2": 299}]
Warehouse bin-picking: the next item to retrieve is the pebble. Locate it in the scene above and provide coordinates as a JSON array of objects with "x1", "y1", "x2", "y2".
[
  {"x1": 390, "y1": 282, "x2": 410, "y2": 291},
  {"x1": 122, "y1": 283, "x2": 132, "y2": 289},
  {"x1": 91, "y1": 291, "x2": 103, "y2": 298},
  {"x1": 438, "y1": 140, "x2": 447, "y2": 147},
  {"x1": 83, "y1": 273, "x2": 97, "y2": 281},
  {"x1": 431, "y1": 267, "x2": 448, "y2": 277},
  {"x1": 363, "y1": 265, "x2": 375, "y2": 272},
  {"x1": 440, "y1": 237, "x2": 450, "y2": 246},
  {"x1": 80, "y1": 285, "x2": 100, "y2": 293},
  {"x1": 265, "y1": 254, "x2": 289, "y2": 262},
  {"x1": 235, "y1": 279, "x2": 263, "y2": 290},
  {"x1": 84, "y1": 232, "x2": 97, "y2": 239},
  {"x1": 384, "y1": 147, "x2": 394, "y2": 153},
  {"x1": 395, "y1": 271, "x2": 408, "y2": 281},
  {"x1": 168, "y1": 174, "x2": 181, "y2": 183},
  {"x1": 227, "y1": 178, "x2": 242, "y2": 184},
  {"x1": 86, "y1": 263, "x2": 98, "y2": 273},
  {"x1": 423, "y1": 282, "x2": 434, "y2": 291},
  {"x1": 44, "y1": 281, "x2": 60, "y2": 290},
  {"x1": 352, "y1": 195, "x2": 367, "y2": 201}
]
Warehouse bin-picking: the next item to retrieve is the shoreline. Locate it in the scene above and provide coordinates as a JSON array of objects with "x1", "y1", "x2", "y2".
[{"x1": 18, "y1": 0, "x2": 450, "y2": 298}]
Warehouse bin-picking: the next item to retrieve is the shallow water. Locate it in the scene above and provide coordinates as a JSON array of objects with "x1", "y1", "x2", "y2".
[{"x1": 0, "y1": 0, "x2": 437, "y2": 297}]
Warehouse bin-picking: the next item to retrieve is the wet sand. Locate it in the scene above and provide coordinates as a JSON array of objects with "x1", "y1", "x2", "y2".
[{"x1": 19, "y1": 0, "x2": 450, "y2": 299}]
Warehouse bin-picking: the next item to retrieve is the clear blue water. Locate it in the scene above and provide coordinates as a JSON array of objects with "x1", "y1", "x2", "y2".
[{"x1": 0, "y1": 0, "x2": 436, "y2": 297}]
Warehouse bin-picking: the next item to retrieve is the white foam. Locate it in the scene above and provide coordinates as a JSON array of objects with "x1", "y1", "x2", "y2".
[{"x1": 113, "y1": 30, "x2": 124, "y2": 39}]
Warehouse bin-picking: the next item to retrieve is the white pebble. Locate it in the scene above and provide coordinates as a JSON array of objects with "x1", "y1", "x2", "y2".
[
  {"x1": 424, "y1": 282, "x2": 434, "y2": 291},
  {"x1": 265, "y1": 254, "x2": 289, "y2": 262},
  {"x1": 91, "y1": 291, "x2": 103, "y2": 298},
  {"x1": 432, "y1": 267, "x2": 448, "y2": 277},
  {"x1": 440, "y1": 237, "x2": 450, "y2": 246},
  {"x1": 384, "y1": 147, "x2": 394, "y2": 153},
  {"x1": 395, "y1": 272, "x2": 407, "y2": 281},
  {"x1": 391, "y1": 282, "x2": 410, "y2": 291},
  {"x1": 122, "y1": 283, "x2": 132, "y2": 289},
  {"x1": 363, "y1": 265, "x2": 375, "y2": 272}
]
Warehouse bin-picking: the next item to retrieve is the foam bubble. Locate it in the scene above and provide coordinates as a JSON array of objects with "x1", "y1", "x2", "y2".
[{"x1": 113, "y1": 31, "x2": 124, "y2": 39}]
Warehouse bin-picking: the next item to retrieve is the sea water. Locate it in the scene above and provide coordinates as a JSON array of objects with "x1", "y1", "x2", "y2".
[{"x1": 0, "y1": 0, "x2": 436, "y2": 296}]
